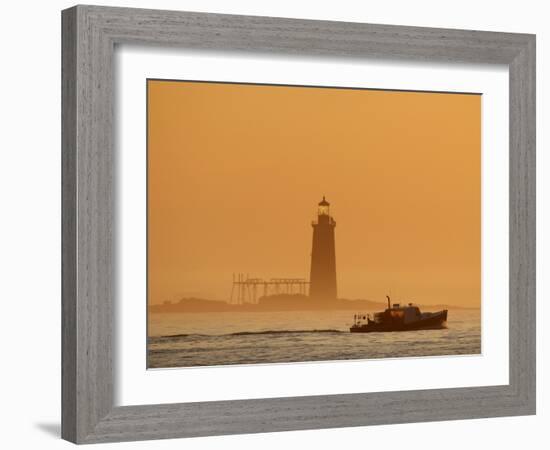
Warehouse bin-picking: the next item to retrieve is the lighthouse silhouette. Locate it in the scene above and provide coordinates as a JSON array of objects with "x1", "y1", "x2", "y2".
[{"x1": 309, "y1": 196, "x2": 337, "y2": 300}]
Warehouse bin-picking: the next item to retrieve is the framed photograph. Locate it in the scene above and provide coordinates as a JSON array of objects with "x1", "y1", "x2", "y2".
[{"x1": 62, "y1": 5, "x2": 535, "y2": 444}]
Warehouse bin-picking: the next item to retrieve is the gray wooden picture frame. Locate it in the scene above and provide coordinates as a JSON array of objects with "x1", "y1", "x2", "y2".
[{"x1": 61, "y1": 4, "x2": 536, "y2": 444}]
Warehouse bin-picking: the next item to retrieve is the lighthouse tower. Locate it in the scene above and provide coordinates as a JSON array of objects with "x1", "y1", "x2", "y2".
[{"x1": 309, "y1": 196, "x2": 337, "y2": 300}]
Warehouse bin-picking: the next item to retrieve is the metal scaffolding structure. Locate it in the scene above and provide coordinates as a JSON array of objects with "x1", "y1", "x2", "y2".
[{"x1": 230, "y1": 273, "x2": 310, "y2": 304}]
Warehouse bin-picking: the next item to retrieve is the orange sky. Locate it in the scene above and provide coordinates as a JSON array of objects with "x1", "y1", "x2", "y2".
[{"x1": 147, "y1": 80, "x2": 481, "y2": 307}]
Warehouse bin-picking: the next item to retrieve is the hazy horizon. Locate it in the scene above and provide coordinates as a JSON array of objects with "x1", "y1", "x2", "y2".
[{"x1": 151, "y1": 294, "x2": 480, "y2": 309}]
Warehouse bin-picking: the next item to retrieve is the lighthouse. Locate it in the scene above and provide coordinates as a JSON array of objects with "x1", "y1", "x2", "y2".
[{"x1": 309, "y1": 196, "x2": 337, "y2": 300}]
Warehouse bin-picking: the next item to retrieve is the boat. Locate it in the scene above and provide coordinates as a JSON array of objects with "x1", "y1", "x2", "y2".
[{"x1": 350, "y1": 296, "x2": 448, "y2": 333}]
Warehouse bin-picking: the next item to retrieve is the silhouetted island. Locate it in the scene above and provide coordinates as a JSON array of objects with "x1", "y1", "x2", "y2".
[{"x1": 149, "y1": 294, "x2": 473, "y2": 314}]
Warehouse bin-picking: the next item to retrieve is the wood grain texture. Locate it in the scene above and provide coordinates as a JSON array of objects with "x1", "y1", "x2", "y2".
[
  {"x1": 61, "y1": 7, "x2": 77, "y2": 443},
  {"x1": 61, "y1": 4, "x2": 536, "y2": 444}
]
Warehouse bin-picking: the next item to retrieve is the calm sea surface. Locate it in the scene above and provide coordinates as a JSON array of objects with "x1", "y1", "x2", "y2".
[{"x1": 148, "y1": 309, "x2": 481, "y2": 368}]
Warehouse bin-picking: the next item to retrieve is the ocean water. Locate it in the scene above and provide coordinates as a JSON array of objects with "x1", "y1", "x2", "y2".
[{"x1": 147, "y1": 308, "x2": 481, "y2": 368}]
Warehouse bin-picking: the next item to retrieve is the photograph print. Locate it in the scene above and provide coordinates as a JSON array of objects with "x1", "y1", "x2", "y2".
[{"x1": 147, "y1": 79, "x2": 481, "y2": 368}]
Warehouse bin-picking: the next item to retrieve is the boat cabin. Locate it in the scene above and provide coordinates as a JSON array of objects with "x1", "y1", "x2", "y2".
[{"x1": 353, "y1": 302, "x2": 422, "y2": 327}]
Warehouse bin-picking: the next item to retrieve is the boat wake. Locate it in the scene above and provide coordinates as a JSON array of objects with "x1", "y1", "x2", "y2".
[
  {"x1": 159, "y1": 329, "x2": 343, "y2": 339},
  {"x1": 231, "y1": 329, "x2": 342, "y2": 336}
]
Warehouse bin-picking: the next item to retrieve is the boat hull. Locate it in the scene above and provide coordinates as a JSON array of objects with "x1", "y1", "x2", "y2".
[{"x1": 350, "y1": 310, "x2": 448, "y2": 333}]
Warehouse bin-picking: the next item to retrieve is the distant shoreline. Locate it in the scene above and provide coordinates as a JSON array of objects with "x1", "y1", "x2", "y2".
[{"x1": 148, "y1": 294, "x2": 479, "y2": 314}]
